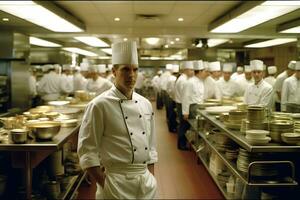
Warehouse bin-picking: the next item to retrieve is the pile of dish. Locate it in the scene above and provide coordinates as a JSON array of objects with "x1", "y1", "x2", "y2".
[
  {"x1": 245, "y1": 130, "x2": 271, "y2": 145},
  {"x1": 211, "y1": 129, "x2": 235, "y2": 152},
  {"x1": 269, "y1": 120, "x2": 294, "y2": 142},
  {"x1": 225, "y1": 149, "x2": 239, "y2": 160},
  {"x1": 236, "y1": 148, "x2": 264, "y2": 173},
  {"x1": 270, "y1": 112, "x2": 292, "y2": 121},
  {"x1": 217, "y1": 171, "x2": 231, "y2": 188},
  {"x1": 224, "y1": 110, "x2": 247, "y2": 130},
  {"x1": 247, "y1": 106, "x2": 266, "y2": 123},
  {"x1": 281, "y1": 133, "x2": 300, "y2": 145},
  {"x1": 205, "y1": 106, "x2": 236, "y2": 115}
]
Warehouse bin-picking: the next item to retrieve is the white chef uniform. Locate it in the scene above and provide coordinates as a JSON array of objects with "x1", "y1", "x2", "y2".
[
  {"x1": 236, "y1": 65, "x2": 254, "y2": 96},
  {"x1": 174, "y1": 61, "x2": 193, "y2": 103},
  {"x1": 135, "y1": 71, "x2": 145, "y2": 90},
  {"x1": 86, "y1": 76, "x2": 113, "y2": 96},
  {"x1": 78, "y1": 41, "x2": 158, "y2": 199},
  {"x1": 60, "y1": 73, "x2": 74, "y2": 94},
  {"x1": 166, "y1": 65, "x2": 179, "y2": 100},
  {"x1": 231, "y1": 66, "x2": 243, "y2": 80},
  {"x1": 73, "y1": 70, "x2": 87, "y2": 91},
  {"x1": 264, "y1": 66, "x2": 277, "y2": 87},
  {"x1": 159, "y1": 65, "x2": 172, "y2": 91},
  {"x1": 29, "y1": 74, "x2": 37, "y2": 97},
  {"x1": 203, "y1": 76, "x2": 222, "y2": 100},
  {"x1": 216, "y1": 64, "x2": 240, "y2": 98},
  {"x1": 209, "y1": 61, "x2": 221, "y2": 81},
  {"x1": 244, "y1": 60, "x2": 273, "y2": 108}
]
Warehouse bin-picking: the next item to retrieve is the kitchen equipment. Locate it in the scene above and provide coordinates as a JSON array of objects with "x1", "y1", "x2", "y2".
[
  {"x1": 281, "y1": 133, "x2": 300, "y2": 145},
  {"x1": 47, "y1": 101, "x2": 70, "y2": 106},
  {"x1": 44, "y1": 112, "x2": 59, "y2": 120},
  {"x1": 23, "y1": 112, "x2": 40, "y2": 120},
  {"x1": 58, "y1": 119, "x2": 78, "y2": 128},
  {"x1": 10, "y1": 128, "x2": 28, "y2": 143},
  {"x1": 74, "y1": 90, "x2": 89, "y2": 101},
  {"x1": 205, "y1": 106, "x2": 236, "y2": 114},
  {"x1": 247, "y1": 105, "x2": 266, "y2": 123},
  {"x1": 53, "y1": 108, "x2": 81, "y2": 119},
  {"x1": 269, "y1": 120, "x2": 294, "y2": 142},
  {"x1": 26, "y1": 121, "x2": 61, "y2": 140},
  {"x1": 29, "y1": 106, "x2": 54, "y2": 115},
  {"x1": 235, "y1": 103, "x2": 248, "y2": 111}
]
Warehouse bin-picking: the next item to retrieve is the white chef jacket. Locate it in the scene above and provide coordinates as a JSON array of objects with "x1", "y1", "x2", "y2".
[
  {"x1": 86, "y1": 76, "x2": 113, "y2": 96},
  {"x1": 274, "y1": 71, "x2": 288, "y2": 103},
  {"x1": 244, "y1": 80, "x2": 273, "y2": 108},
  {"x1": 151, "y1": 75, "x2": 160, "y2": 92},
  {"x1": 107, "y1": 73, "x2": 115, "y2": 84},
  {"x1": 174, "y1": 73, "x2": 188, "y2": 103},
  {"x1": 73, "y1": 72, "x2": 87, "y2": 91},
  {"x1": 235, "y1": 74, "x2": 254, "y2": 96},
  {"x1": 181, "y1": 76, "x2": 204, "y2": 115},
  {"x1": 281, "y1": 75, "x2": 300, "y2": 111},
  {"x1": 135, "y1": 72, "x2": 144, "y2": 89},
  {"x1": 264, "y1": 76, "x2": 276, "y2": 87},
  {"x1": 203, "y1": 76, "x2": 222, "y2": 100},
  {"x1": 60, "y1": 74, "x2": 74, "y2": 94},
  {"x1": 160, "y1": 71, "x2": 172, "y2": 91},
  {"x1": 166, "y1": 75, "x2": 177, "y2": 100},
  {"x1": 216, "y1": 77, "x2": 240, "y2": 98},
  {"x1": 78, "y1": 85, "x2": 157, "y2": 199},
  {"x1": 29, "y1": 75, "x2": 37, "y2": 97},
  {"x1": 231, "y1": 72, "x2": 243, "y2": 81},
  {"x1": 37, "y1": 71, "x2": 62, "y2": 101}
]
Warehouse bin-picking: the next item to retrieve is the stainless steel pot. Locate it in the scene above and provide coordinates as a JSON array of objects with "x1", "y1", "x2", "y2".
[
  {"x1": 26, "y1": 121, "x2": 61, "y2": 140},
  {"x1": 10, "y1": 129, "x2": 28, "y2": 144}
]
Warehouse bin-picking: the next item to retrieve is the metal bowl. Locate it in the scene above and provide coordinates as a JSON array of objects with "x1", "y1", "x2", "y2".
[
  {"x1": 26, "y1": 121, "x2": 61, "y2": 140},
  {"x1": 10, "y1": 129, "x2": 28, "y2": 144},
  {"x1": 44, "y1": 112, "x2": 60, "y2": 120}
]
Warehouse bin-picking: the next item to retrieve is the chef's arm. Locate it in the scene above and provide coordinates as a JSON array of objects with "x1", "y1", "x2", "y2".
[
  {"x1": 86, "y1": 166, "x2": 106, "y2": 187},
  {"x1": 148, "y1": 164, "x2": 154, "y2": 175}
]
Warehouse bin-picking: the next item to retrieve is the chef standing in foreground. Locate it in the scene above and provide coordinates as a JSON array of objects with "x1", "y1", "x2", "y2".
[{"x1": 78, "y1": 41, "x2": 158, "y2": 199}]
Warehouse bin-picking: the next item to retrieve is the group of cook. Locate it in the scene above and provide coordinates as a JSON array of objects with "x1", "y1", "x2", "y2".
[
  {"x1": 29, "y1": 60, "x2": 116, "y2": 103},
  {"x1": 152, "y1": 59, "x2": 300, "y2": 150}
]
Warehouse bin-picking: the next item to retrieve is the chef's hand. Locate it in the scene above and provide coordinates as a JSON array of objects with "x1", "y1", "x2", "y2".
[
  {"x1": 183, "y1": 114, "x2": 189, "y2": 120},
  {"x1": 86, "y1": 166, "x2": 106, "y2": 188},
  {"x1": 148, "y1": 164, "x2": 154, "y2": 175}
]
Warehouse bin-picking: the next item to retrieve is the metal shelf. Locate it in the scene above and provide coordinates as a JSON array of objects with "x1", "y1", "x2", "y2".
[
  {"x1": 59, "y1": 171, "x2": 87, "y2": 200},
  {"x1": 199, "y1": 110, "x2": 300, "y2": 153}
]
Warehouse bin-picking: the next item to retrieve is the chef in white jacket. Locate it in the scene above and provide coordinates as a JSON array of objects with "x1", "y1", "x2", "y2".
[
  {"x1": 204, "y1": 61, "x2": 222, "y2": 100},
  {"x1": 73, "y1": 66, "x2": 88, "y2": 91},
  {"x1": 264, "y1": 66, "x2": 277, "y2": 87},
  {"x1": 61, "y1": 64, "x2": 74, "y2": 94},
  {"x1": 231, "y1": 66, "x2": 243, "y2": 80},
  {"x1": 236, "y1": 65, "x2": 254, "y2": 96},
  {"x1": 209, "y1": 61, "x2": 222, "y2": 81},
  {"x1": 86, "y1": 65, "x2": 113, "y2": 95},
  {"x1": 281, "y1": 61, "x2": 300, "y2": 112},
  {"x1": 182, "y1": 60, "x2": 207, "y2": 119},
  {"x1": 78, "y1": 41, "x2": 158, "y2": 199},
  {"x1": 244, "y1": 60, "x2": 273, "y2": 109},
  {"x1": 217, "y1": 63, "x2": 240, "y2": 98}
]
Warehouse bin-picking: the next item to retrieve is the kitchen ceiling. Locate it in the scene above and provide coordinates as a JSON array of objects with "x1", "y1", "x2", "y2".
[{"x1": 0, "y1": 1, "x2": 299, "y2": 59}]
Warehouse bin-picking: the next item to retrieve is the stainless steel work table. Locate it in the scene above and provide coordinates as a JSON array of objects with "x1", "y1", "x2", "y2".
[{"x1": 0, "y1": 124, "x2": 80, "y2": 200}]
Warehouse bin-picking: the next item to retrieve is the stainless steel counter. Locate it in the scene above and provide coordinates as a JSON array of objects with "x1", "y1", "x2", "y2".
[{"x1": 199, "y1": 110, "x2": 300, "y2": 153}]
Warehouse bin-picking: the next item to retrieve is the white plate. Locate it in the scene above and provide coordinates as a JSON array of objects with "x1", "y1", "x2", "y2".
[
  {"x1": 245, "y1": 136, "x2": 271, "y2": 145},
  {"x1": 205, "y1": 106, "x2": 237, "y2": 114},
  {"x1": 48, "y1": 101, "x2": 70, "y2": 106}
]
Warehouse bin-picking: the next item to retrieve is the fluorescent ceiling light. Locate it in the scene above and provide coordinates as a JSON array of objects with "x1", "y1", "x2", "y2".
[
  {"x1": 196, "y1": 39, "x2": 228, "y2": 48},
  {"x1": 178, "y1": 18, "x2": 184, "y2": 22},
  {"x1": 164, "y1": 44, "x2": 169, "y2": 48},
  {"x1": 74, "y1": 36, "x2": 109, "y2": 47},
  {"x1": 175, "y1": 38, "x2": 180, "y2": 41},
  {"x1": 0, "y1": 1, "x2": 83, "y2": 32},
  {"x1": 30, "y1": 36, "x2": 61, "y2": 47},
  {"x1": 63, "y1": 48, "x2": 98, "y2": 57},
  {"x1": 244, "y1": 38, "x2": 297, "y2": 48},
  {"x1": 2, "y1": 17, "x2": 9, "y2": 21},
  {"x1": 211, "y1": 1, "x2": 300, "y2": 33},
  {"x1": 98, "y1": 56, "x2": 111, "y2": 59},
  {"x1": 280, "y1": 26, "x2": 300, "y2": 33},
  {"x1": 170, "y1": 41, "x2": 175, "y2": 45},
  {"x1": 123, "y1": 38, "x2": 128, "y2": 41},
  {"x1": 114, "y1": 17, "x2": 120, "y2": 21},
  {"x1": 101, "y1": 48, "x2": 112, "y2": 55},
  {"x1": 145, "y1": 37, "x2": 160, "y2": 45}
]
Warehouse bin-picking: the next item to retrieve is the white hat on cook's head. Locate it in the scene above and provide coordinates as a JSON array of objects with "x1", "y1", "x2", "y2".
[
  {"x1": 181, "y1": 61, "x2": 194, "y2": 70},
  {"x1": 288, "y1": 60, "x2": 296, "y2": 70},
  {"x1": 97, "y1": 64, "x2": 106, "y2": 73},
  {"x1": 158, "y1": 70, "x2": 163, "y2": 75},
  {"x1": 223, "y1": 63, "x2": 233, "y2": 72},
  {"x1": 267, "y1": 66, "x2": 277, "y2": 74},
  {"x1": 203, "y1": 61, "x2": 209, "y2": 70},
  {"x1": 54, "y1": 64, "x2": 61, "y2": 70},
  {"x1": 112, "y1": 41, "x2": 138, "y2": 65},
  {"x1": 62, "y1": 64, "x2": 72, "y2": 71},
  {"x1": 244, "y1": 65, "x2": 252, "y2": 73},
  {"x1": 166, "y1": 64, "x2": 173, "y2": 70},
  {"x1": 237, "y1": 66, "x2": 243, "y2": 72},
  {"x1": 74, "y1": 66, "x2": 81, "y2": 71},
  {"x1": 107, "y1": 64, "x2": 113, "y2": 71},
  {"x1": 193, "y1": 60, "x2": 204, "y2": 70},
  {"x1": 295, "y1": 61, "x2": 300, "y2": 71},
  {"x1": 172, "y1": 64, "x2": 180, "y2": 73},
  {"x1": 80, "y1": 62, "x2": 89, "y2": 71},
  {"x1": 88, "y1": 65, "x2": 98, "y2": 72},
  {"x1": 209, "y1": 61, "x2": 221, "y2": 72},
  {"x1": 250, "y1": 59, "x2": 264, "y2": 71}
]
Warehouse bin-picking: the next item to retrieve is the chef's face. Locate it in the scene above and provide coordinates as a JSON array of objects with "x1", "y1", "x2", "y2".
[
  {"x1": 245, "y1": 72, "x2": 252, "y2": 80},
  {"x1": 252, "y1": 70, "x2": 263, "y2": 83},
  {"x1": 211, "y1": 71, "x2": 220, "y2": 79},
  {"x1": 113, "y1": 64, "x2": 138, "y2": 92},
  {"x1": 199, "y1": 69, "x2": 209, "y2": 79},
  {"x1": 223, "y1": 72, "x2": 232, "y2": 81},
  {"x1": 185, "y1": 69, "x2": 194, "y2": 77},
  {"x1": 287, "y1": 69, "x2": 295, "y2": 77},
  {"x1": 295, "y1": 70, "x2": 300, "y2": 79}
]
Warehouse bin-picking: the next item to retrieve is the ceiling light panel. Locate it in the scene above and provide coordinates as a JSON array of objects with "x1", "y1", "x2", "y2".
[
  {"x1": 145, "y1": 37, "x2": 160, "y2": 45},
  {"x1": 30, "y1": 37, "x2": 62, "y2": 47},
  {"x1": 101, "y1": 48, "x2": 112, "y2": 55},
  {"x1": 0, "y1": 1, "x2": 83, "y2": 32},
  {"x1": 211, "y1": 1, "x2": 300, "y2": 33},
  {"x1": 281, "y1": 26, "x2": 300, "y2": 33},
  {"x1": 74, "y1": 37, "x2": 109, "y2": 47},
  {"x1": 63, "y1": 48, "x2": 98, "y2": 56},
  {"x1": 244, "y1": 38, "x2": 297, "y2": 48}
]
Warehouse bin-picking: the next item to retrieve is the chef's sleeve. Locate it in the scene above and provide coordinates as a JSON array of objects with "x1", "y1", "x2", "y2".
[
  {"x1": 182, "y1": 81, "x2": 192, "y2": 115},
  {"x1": 281, "y1": 80, "x2": 289, "y2": 112},
  {"x1": 148, "y1": 106, "x2": 158, "y2": 164}
]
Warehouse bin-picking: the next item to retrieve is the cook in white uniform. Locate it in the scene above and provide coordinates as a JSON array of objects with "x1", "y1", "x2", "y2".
[
  {"x1": 151, "y1": 70, "x2": 163, "y2": 109},
  {"x1": 73, "y1": 66, "x2": 88, "y2": 91},
  {"x1": 160, "y1": 64, "x2": 173, "y2": 109},
  {"x1": 236, "y1": 65, "x2": 254, "y2": 96},
  {"x1": 244, "y1": 60, "x2": 273, "y2": 109},
  {"x1": 216, "y1": 63, "x2": 240, "y2": 98},
  {"x1": 135, "y1": 71, "x2": 145, "y2": 95},
  {"x1": 106, "y1": 64, "x2": 115, "y2": 83},
  {"x1": 86, "y1": 65, "x2": 113, "y2": 96},
  {"x1": 61, "y1": 64, "x2": 74, "y2": 94},
  {"x1": 78, "y1": 41, "x2": 157, "y2": 199},
  {"x1": 209, "y1": 61, "x2": 222, "y2": 81},
  {"x1": 182, "y1": 60, "x2": 207, "y2": 119},
  {"x1": 264, "y1": 66, "x2": 277, "y2": 87},
  {"x1": 204, "y1": 61, "x2": 222, "y2": 100},
  {"x1": 281, "y1": 61, "x2": 300, "y2": 112},
  {"x1": 273, "y1": 61, "x2": 295, "y2": 111},
  {"x1": 97, "y1": 64, "x2": 107, "y2": 78},
  {"x1": 231, "y1": 66, "x2": 243, "y2": 80}
]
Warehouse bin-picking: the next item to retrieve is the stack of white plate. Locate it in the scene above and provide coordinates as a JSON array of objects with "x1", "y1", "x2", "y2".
[
  {"x1": 225, "y1": 149, "x2": 239, "y2": 160},
  {"x1": 236, "y1": 148, "x2": 264, "y2": 173},
  {"x1": 245, "y1": 130, "x2": 271, "y2": 145},
  {"x1": 281, "y1": 132, "x2": 300, "y2": 145},
  {"x1": 205, "y1": 106, "x2": 237, "y2": 115}
]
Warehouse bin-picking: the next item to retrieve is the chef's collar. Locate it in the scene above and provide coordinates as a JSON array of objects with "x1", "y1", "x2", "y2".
[
  {"x1": 112, "y1": 85, "x2": 138, "y2": 100},
  {"x1": 255, "y1": 79, "x2": 264, "y2": 87}
]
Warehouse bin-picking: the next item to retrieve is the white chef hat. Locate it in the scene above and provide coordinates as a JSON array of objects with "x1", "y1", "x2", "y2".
[
  {"x1": 193, "y1": 60, "x2": 204, "y2": 70},
  {"x1": 80, "y1": 62, "x2": 89, "y2": 71},
  {"x1": 172, "y1": 64, "x2": 179, "y2": 73},
  {"x1": 166, "y1": 64, "x2": 173, "y2": 70},
  {"x1": 112, "y1": 41, "x2": 138, "y2": 65},
  {"x1": 267, "y1": 66, "x2": 277, "y2": 74},
  {"x1": 97, "y1": 64, "x2": 106, "y2": 73},
  {"x1": 288, "y1": 60, "x2": 296, "y2": 70},
  {"x1": 158, "y1": 70, "x2": 163, "y2": 75},
  {"x1": 82, "y1": 58, "x2": 89, "y2": 63},
  {"x1": 107, "y1": 64, "x2": 113, "y2": 71},
  {"x1": 237, "y1": 66, "x2": 243, "y2": 72},
  {"x1": 62, "y1": 64, "x2": 72, "y2": 71},
  {"x1": 42, "y1": 64, "x2": 52, "y2": 72},
  {"x1": 88, "y1": 65, "x2": 98, "y2": 72},
  {"x1": 209, "y1": 61, "x2": 221, "y2": 72},
  {"x1": 180, "y1": 61, "x2": 194, "y2": 70},
  {"x1": 223, "y1": 63, "x2": 233, "y2": 72},
  {"x1": 203, "y1": 61, "x2": 209, "y2": 70},
  {"x1": 74, "y1": 66, "x2": 81, "y2": 71},
  {"x1": 244, "y1": 65, "x2": 252, "y2": 73},
  {"x1": 295, "y1": 61, "x2": 300, "y2": 71},
  {"x1": 250, "y1": 60, "x2": 264, "y2": 71},
  {"x1": 54, "y1": 64, "x2": 61, "y2": 70}
]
